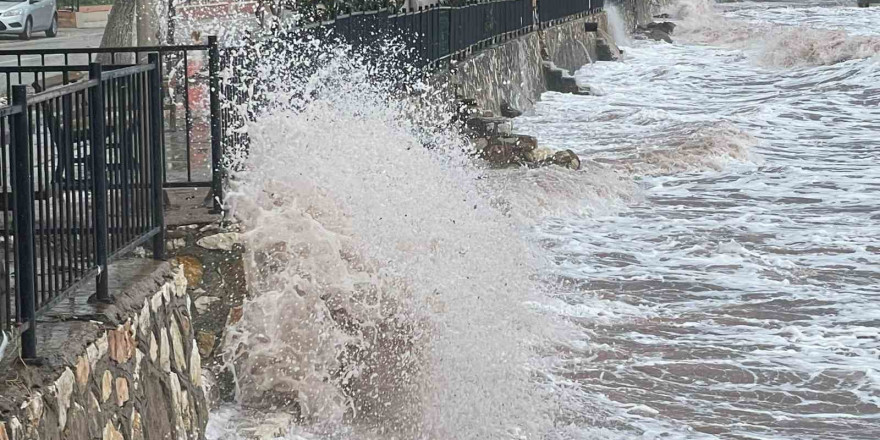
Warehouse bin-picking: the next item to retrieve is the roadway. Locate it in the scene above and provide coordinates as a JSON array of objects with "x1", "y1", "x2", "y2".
[{"x1": 0, "y1": 28, "x2": 104, "y2": 95}]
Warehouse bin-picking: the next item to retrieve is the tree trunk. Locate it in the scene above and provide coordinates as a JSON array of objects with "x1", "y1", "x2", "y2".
[
  {"x1": 137, "y1": 0, "x2": 165, "y2": 47},
  {"x1": 98, "y1": 0, "x2": 166, "y2": 64},
  {"x1": 97, "y1": 0, "x2": 136, "y2": 64}
]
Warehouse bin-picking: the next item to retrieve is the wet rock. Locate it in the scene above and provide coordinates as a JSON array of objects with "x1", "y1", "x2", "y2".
[
  {"x1": 134, "y1": 350, "x2": 144, "y2": 387},
  {"x1": 190, "y1": 345, "x2": 203, "y2": 387},
  {"x1": 552, "y1": 149, "x2": 582, "y2": 170},
  {"x1": 0, "y1": 421, "x2": 7, "y2": 440},
  {"x1": 75, "y1": 355, "x2": 90, "y2": 391},
  {"x1": 654, "y1": 13, "x2": 671, "y2": 19},
  {"x1": 149, "y1": 332, "x2": 158, "y2": 363},
  {"x1": 227, "y1": 306, "x2": 244, "y2": 326},
  {"x1": 526, "y1": 147, "x2": 555, "y2": 163},
  {"x1": 87, "y1": 392, "x2": 102, "y2": 436},
  {"x1": 647, "y1": 21, "x2": 676, "y2": 35},
  {"x1": 175, "y1": 255, "x2": 204, "y2": 287},
  {"x1": 138, "y1": 301, "x2": 151, "y2": 341},
  {"x1": 466, "y1": 116, "x2": 512, "y2": 138},
  {"x1": 115, "y1": 377, "x2": 129, "y2": 406},
  {"x1": 543, "y1": 61, "x2": 590, "y2": 95},
  {"x1": 130, "y1": 411, "x2": 144, "y2": 440},
  {"x1": 166, "y1": 238, "x2": 186, "y2": 252},
  {"x1": 196, "y1": 331, "x2": 216, "y2": 358},
  {"x1": 193, "y1": 296, "x2": 220, "y2": 314},
  {"x1": 54, "y1": 368, "x2": 75, "y2": 430},
  {"x1": 151, "y1": 290, "x2": 164, "y2": 314},
  {"x1": 197, "y1": 232, "x2": 241, "y2": 251},
  {"x1": 646, "y1": 28, "x2": 672, "y2": 43},
  {"x1": 170, "y1": 317, "x2": 187, "y2": 373},
  {"x1": 101, "y1": 371, "x2": 113, "y2": 402},
  {"x1": 637, "y1": 22, "x2": 675, "y2": 44},
  {"x1": 479, "y1": 135, "x2": 539, "y2": 167},
  {"x1": 63, "y1": 403, "x2": 88, "y2": 439},
  {"x1": 500, "y1": 102, "x2": 522, "y2": 118},
  {"x1": 102, "y1": 421, "x2": 123, "y2": 440},
  {"x1": 160, "y1": 330, "x2": 171, "y2": 373},
  {"x1": 108, "y1": 323, "x2": 135, "y2": 364}
]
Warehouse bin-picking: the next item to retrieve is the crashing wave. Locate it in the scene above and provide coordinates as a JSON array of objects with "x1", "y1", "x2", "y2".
[{"x1": 220, "y1": 33, "x2": 563, "y2": 439}]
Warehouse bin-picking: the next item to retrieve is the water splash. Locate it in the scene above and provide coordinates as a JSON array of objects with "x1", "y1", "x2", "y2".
[
  {"x1": 218, "y1": 33, "x2": 566, "y2": 439},
  {"x1": 605, "y1": 4, "x2": 632, "y2": 47}
]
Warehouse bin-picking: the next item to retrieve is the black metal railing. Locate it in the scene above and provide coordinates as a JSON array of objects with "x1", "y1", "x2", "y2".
[
  {"x1": 339, "y1": 0, "x2": 536, "y2": 67},
  {"x1": 218, "y1": 0, "x2": 540, "y2": 158},
  {"x1": 537, "y1": 0, "x2": 603, "y2": 25},
  {"x1": 0, "y1": 55, "x2": 165, "y2": 359},
  {"x1": 0, "y1": 40, "x2": 224, "y2": 212}
]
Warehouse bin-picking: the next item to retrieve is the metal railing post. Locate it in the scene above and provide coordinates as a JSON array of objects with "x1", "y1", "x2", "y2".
[
  {"x1": 148, "y1": 54, "x2": 167, "y2": 261},
  {"x1": 11, "y1": 85, "x2": 37, "y2": 360},
  {"x1": 208, "y1": 36, "x2": 223, "y2": 213},
  {"x1": 88, "y1": 63, "x2": 111, "y2": 303}
]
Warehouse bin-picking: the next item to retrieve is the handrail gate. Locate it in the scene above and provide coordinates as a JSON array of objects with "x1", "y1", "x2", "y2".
[{"x1": 0, "y1": 55, "x2": 166, "y2": 359}]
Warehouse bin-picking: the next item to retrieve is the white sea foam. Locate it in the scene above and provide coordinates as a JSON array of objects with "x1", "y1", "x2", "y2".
[
  {"x1": 513, "y1": 2, "x2": 880, "y2": 437},
  {"x1": 668, "y1": 0, "x2": 880, "y2": 67}
]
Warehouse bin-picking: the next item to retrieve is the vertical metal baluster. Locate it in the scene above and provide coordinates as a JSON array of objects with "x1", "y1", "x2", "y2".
[
  {"x1": 107, "y1": 77, "x2": 118, "y2": 253},
  {"x1": 62, "y1": 93, "x2": 74, "y2": 288},
  {"x1": 76, "y1": 90, "x2": 86, "y2": 277},
  {"x1": 40, "y1": 55, "x2": 46, "y2": 91},
  {"x1": 11, "y1": 86, "x2": 37, "y2": 359},
  {"x1": 148, "y1": 54, "x2": 166, "y2": 261},
  {"x1": 183, "y1": 50, "x2": 193, "y2": 183},
  {"x1": 1, "y1": 118, "x2": 9, "y2": 329},
  {"x1": 119, "y1": 76, "x2": 130, "y2": 245},
  {"x1": 209, "y1": 36, "x2": 223, "y2": 213},
  {"x1": 50, "y1": 97, "x2": 63, "y2": 293},
  {"x1": 130, "y1": 73, "x2": 141, "y2": 238},
  {"x1": 88, "y1": 64, "x2": 110, "y2": 303},
  {"x1": 138, "y1": 72, "x2": 148, "y2": 237},
  {"x1": 34, "y1": 100, "x2": 47, "y2": 306}
]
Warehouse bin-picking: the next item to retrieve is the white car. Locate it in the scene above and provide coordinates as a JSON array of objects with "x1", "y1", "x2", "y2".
[{"x1": 0, "y1": 0, "x2": 58, "y2": 40}]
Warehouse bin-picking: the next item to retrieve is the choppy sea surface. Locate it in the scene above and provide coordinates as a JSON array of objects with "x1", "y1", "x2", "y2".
[
  {"x1": 205, "y1": 1, "x2": 880, "y2": 439},
  {"x1": 514, "y1": 0, "x2": 880, "y2": 438}
]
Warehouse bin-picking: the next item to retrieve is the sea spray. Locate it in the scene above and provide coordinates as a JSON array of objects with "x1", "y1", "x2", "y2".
[
  {"x1": 219, "y1": 31, "x2": 564, "y2": 439},
  {"x1": 605, "y1": 4, "x2": 631, "y2": 47}
]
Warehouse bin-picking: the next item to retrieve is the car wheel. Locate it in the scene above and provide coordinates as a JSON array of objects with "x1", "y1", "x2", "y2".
[
  {"x1": 19, "y1": 17, "x2": 32, "y2": 40},
  {"x1": 45, "y1": 14, "x2": 58, "y2": 38}
]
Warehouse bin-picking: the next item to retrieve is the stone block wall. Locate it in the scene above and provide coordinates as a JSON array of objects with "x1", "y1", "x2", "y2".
[
  {"x1": 541, "y1": 14, "x2": 609, "y2": 74},
  {"x1": 612, "y1": 0, "x2": 668, "y2": 32},
  {"x1": 0, "y1": 263, "x2": 208, "y2": 440},
  {"x1": 451, "y1": 12, "x2": 614, "y2": 115},
  {"x1": 450, "y1": 32, "x2": 546, "y2": 117}
]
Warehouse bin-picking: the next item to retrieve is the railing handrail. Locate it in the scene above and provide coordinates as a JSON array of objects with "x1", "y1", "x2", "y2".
[
  {"x1": 0, "y1": 43, "x2": 212, "y2": 57},
  {"x1": 0, "y1": 57, "x2": 167, "y2": 359}
]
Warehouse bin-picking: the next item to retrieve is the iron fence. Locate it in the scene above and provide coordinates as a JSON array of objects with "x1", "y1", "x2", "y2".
[
  {"x1": 219, "y1": 0, "x2": 539, "y2": 157},
  {"x1": 0, "y1": 41, "x2": 223, "y2": 212},
  {"x1": 0, "y1": 55, "x2": 165, "y2": 359},
  {"x1": 537, "y1": 0, "x2": 603, "y2": 25}
]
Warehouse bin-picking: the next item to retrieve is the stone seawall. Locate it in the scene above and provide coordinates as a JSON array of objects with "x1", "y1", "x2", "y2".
[
  {"x1": 451, "y1": 13, "x2": 612, "y2": 115},
  {"x1": 541, "y1": 14, "x2": 609, "y2": 74},
  {"x1": 614, "y1": 0, "x2": 668, "y2": 32},
  {"x1": 451, "y1": 0, "x2": 659, "y2": 115},
  {"x1": 450, "y1": 32, "x2": 546, "y2": 117},
  {"x1": 0, "y1": 262, "x2": 208, "y2": 440}
]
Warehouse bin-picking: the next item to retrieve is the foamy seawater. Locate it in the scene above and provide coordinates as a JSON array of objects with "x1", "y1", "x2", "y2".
[
  {"x1": 206, "y1": 1, "x2": 880, "y2": 439},
  {"x1": 513, "y1": 1, "x2": 880, "y2": 438}
]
